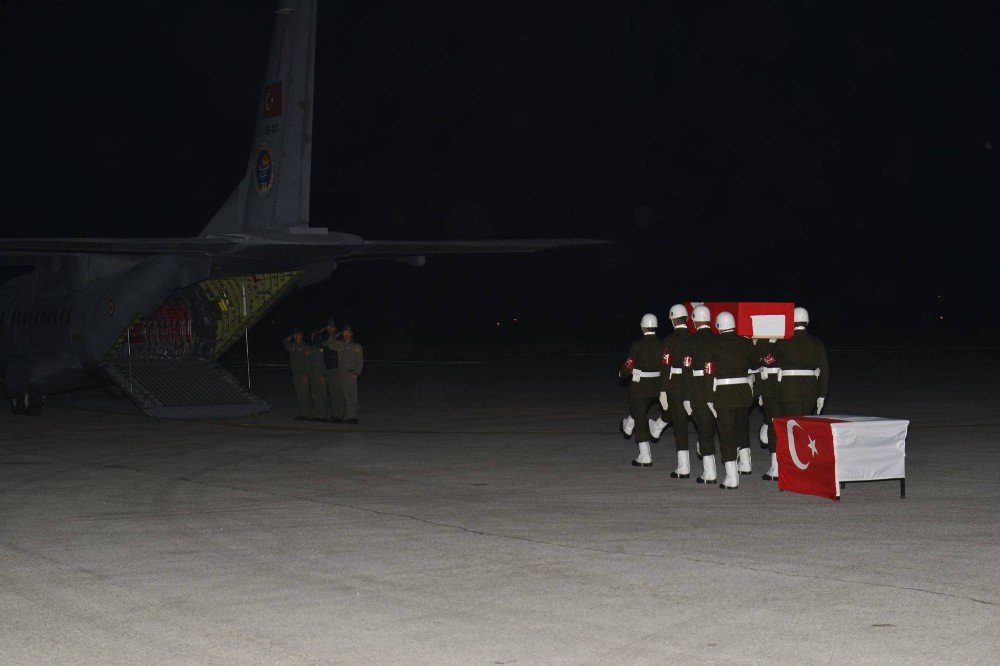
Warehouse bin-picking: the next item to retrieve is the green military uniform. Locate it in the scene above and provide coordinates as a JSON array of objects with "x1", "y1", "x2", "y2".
[
  {"x1": 755, "y1": 338, "x2": 780, "y2": 448},
  {"x1": 307, "y1": 339, "x2": 332, "y2": 420},
  {"x1": 320, "y1": 331, "x2": 346, "y2": 421},
  {"x1": 705, "y1": 331, "x2": 757, "y2": 464},
  {"x1": 660, "y1": 324, "x2": 693, "y2": 453},
  {"x1": 338, "y1": 337, "x2": 364, "y2": 421},
  {"x1": 766, "y1": 328, "x2": 830, "y2": 453},
  {"x1": 686, "y1": 325, "x2": 718, "y2": 458},
  {"x1": 618, "y1": 332, "x2": 663, "y2": 448},
  {"x1": 283, "y1": 336, "x2": 313, "y2": 419}
]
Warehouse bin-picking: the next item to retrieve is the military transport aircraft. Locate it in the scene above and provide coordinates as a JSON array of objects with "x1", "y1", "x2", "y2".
[{"x1": 0, "y1": 0, "x2": 602, "y2": 418}]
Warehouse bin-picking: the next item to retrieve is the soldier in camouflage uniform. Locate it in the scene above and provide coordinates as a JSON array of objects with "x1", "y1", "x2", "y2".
[
  {"x1": 659, "y1": 303, "x2": 695, "y2": 479},
  {"x1": 686, "y1": 305, "x2": 719, "y2": 483},
  {"x1": 760, "y1": 307, "x2": 830, "y2": 481},
  {"x1": 283, "y1": 327, "x2": 313, "y2": 420},
  {"x1": 617, "y1": 313, "x2": 663, "y2": 467},
  {"x1": 704, "y1": 311, "x2": 758, "y2": 489},
  {"x1": 338, "y1": 323, "x2": 364, "y2": 424},
  {"x1": 317, "y1": 318, "x2": 346, "y2": 423},
  {"x1": 307, "y1": 328, "x2": 332, "y2": 421}
]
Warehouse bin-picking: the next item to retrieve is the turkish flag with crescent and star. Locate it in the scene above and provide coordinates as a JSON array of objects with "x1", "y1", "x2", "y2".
[
  {"x1": 774, "y1": 416, "x2": 844, "y2": 500},
  {"x1": 263, "y1": 82, "x2": 283, "y2": 119}
]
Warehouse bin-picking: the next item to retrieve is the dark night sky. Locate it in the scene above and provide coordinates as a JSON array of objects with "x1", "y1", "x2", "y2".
[{"x1": 2, "y1": 1, "x2": 998, "y2": 352}]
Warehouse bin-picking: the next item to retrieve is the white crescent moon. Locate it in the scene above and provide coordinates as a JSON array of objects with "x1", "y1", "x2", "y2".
[{"x1": 787, "y1": 419, "x2": 810, "y2": 470}]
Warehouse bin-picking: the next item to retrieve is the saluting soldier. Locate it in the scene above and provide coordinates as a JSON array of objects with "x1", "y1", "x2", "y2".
[
  {"x1": 761, "y1": 307, "x2": 830, "y2": 481},
  {"x1": 659, "y1": 303, "x2": 695, "y2": 479},
  {"x1": 307, "y1": 327, "x2": 332, "y2": 421},
  {"x1": 338, "y1": 323, "x2": 364, "y2": 424},
  {"x1": 283, "y1": 327, "x2": 313, "y2": 420},
  {"x1": 318, "y1": 318, "x2": 346, "y2": 423},
  {"x1": 705, "y1": 311, "x2": 758, "y2": 489},
  {"x1": 685, "y1": 305, "x2": 719, "y2": 483},
  {"x1": 617, "y1": 313, "x2": 663, "y2": 467}
]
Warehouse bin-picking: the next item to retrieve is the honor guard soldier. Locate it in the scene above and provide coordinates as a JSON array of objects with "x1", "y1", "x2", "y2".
[
  {"x1": 705, "y1": 311, "x2": 758, "y2": 489},
  {"x1": 754, "y1": 336, "x2": 780, "y2": 452},
  {"x1": 659, "y1": 303, "x2": 695, "y2": 479},
  {"x1": 761, "y1": 307, "x2": 830, "y2": 480},
  {"x1": 283, "y1": 327, "x2": 313, "y2": 420},
  {"x1": 318, "y1": 318, "x2": 346, "y2": 422},
  {"x1": 685, "y1": 305, "x2": 719, "y2": 483},
  {"x1": 338, "y1": 323, "x2": 364, "y2": 424},
  {"x1": 616, "y1": 313, "x2": 663, "y2": 466}
]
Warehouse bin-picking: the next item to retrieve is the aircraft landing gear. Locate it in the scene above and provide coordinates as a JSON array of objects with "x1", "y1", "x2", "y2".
[
  {"x1": 24, "y1": 388, "x2": 45, "y2": 415},
  {"x1": 11, "y1": 388, "x2": 44, "y2": 416}
]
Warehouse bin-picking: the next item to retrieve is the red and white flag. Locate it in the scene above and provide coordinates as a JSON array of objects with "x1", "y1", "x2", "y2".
[
  {"x1": 262, "y1": 82, "x2": 283, "y2": 119},
  {"x1": 775, "y1": 416, "x2": 908, "y2": 500},
  {"x1": 738, "y1": 301, "x2": 794, "y2": 339},
  {"x1": 682, "y1": 301, "x2": 794, "y2": 338}
]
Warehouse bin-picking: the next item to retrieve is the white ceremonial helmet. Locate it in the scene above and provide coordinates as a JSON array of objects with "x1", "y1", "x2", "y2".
[
  {"x1": 715, "y1": 311, "x2": 736, "y2": 332},
  {"x1": 793, "y1": 307, "x2": 810, "y2": 324},
  {"x1": 640, "y1": 313, "x2": 658, "y2": 329},
  {"x1": 691, "y1": 305, "x2": 711, "y2": 323},
  {"x1": 668, "y1": 303, "x2": 688, "y2": 320}
]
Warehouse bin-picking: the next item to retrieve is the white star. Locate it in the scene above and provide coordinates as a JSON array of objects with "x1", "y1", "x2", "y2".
[{"x1": 807, "y1": 437, "x2": 818, "y2": 456}]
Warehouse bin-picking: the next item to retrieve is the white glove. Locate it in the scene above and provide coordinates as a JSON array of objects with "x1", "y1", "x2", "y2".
[
  {"x1": 659, "y1": 391, "x2": 669, "y2": 411},
  {"x1": 683, "y1": 400, "x2": 692, "y2": 416},
  {"x1": 816, "y1": 397, "x2": 825, "y2": 414},
  {"x1": 707, "y1": 402, "x2": 718, "y2": 418},
  {"x1": 758, "y1": 395, "x2": 764, "y2": 407}
]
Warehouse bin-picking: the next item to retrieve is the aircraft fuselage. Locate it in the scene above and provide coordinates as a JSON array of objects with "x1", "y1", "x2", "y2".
[{"x1": 0, "y1": 250, "x2": 309, "y2": 414}]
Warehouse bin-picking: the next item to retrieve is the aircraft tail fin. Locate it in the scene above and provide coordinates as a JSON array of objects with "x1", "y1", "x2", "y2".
[{"x1": 202, "y1": 0, "x2": 316, "y2": 236}]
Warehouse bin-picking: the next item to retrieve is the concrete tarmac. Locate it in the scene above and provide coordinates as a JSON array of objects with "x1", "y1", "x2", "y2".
[{"x1": 2, "y1": 349, "x2": 999, "y2": 664}]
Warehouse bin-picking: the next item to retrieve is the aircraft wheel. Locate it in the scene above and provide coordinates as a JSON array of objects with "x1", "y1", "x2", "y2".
[
  {"x1": 23, "y1": 388, "x2": 44, "y2": 416},
  {"x1": 10, "y1": 395, "x2": 24, "y2": 415}
]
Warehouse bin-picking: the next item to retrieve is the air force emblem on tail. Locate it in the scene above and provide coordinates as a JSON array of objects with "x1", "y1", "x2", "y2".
[{"x1": 255, "y1": 144, "x2": 275, "y2": 196}]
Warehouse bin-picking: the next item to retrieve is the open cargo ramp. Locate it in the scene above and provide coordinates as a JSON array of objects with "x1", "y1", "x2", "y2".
[
  {"x1": 101, "y1": 356, "x2": 270, "y2": 419},
  {"x1": 98, "y1": 272, "x2": 297, "y2": 418}
]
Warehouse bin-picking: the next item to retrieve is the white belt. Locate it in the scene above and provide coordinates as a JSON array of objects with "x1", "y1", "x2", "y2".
[
  {"x1": 692, "y1": 370, "x2": 705, "y2": 377},
  {"x1": 669, "y1": 367, "x2": 683, "y2": 376},
  {"x1": 713, "y1": 376, "x2": 751, "y2": 391},
  {"x1": 760, "y1": 367, "x2": 780, "y2": 379},
  {"x1": 631, "y1": 370, "x2": 661, "y2": 383},
  {"x1": 778, "y1": 368, "x2": 820, "y2": 381}
]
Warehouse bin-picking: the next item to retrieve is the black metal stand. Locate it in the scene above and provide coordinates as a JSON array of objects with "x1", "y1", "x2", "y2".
[{"x1": 838, "y1": 478, "x2": 906, "y2": 499}]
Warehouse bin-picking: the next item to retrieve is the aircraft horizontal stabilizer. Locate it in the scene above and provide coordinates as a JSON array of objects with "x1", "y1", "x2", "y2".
[
  {"x1": 0, "y1": 235, "x2": 609, "y2": 269},
  {"x1": 349, "y1": 238, "x2": 609, "y2": 257},
  {"x1": 0, "y1": 237, "x2": 235, "y2": 257}
]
